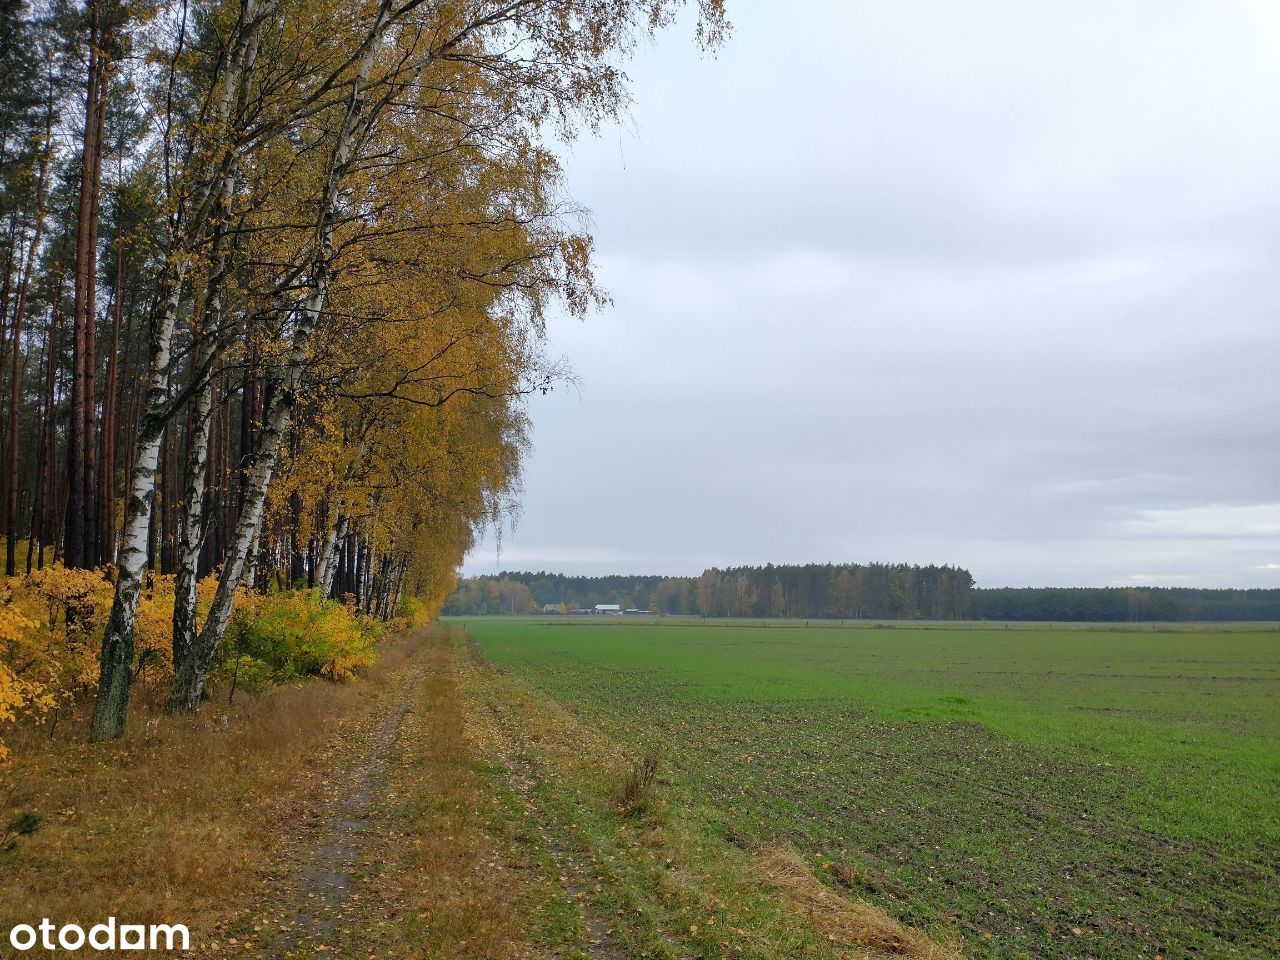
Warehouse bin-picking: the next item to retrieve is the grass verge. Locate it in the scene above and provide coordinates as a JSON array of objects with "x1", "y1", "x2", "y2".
[{"x1": 0, "y1": 629, "x2": 428, "y2": 956}]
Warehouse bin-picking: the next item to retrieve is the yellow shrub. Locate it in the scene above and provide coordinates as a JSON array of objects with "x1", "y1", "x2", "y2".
[
  {"x1": 134, "y1": 575, "x2": 178, "y2": 684},
  {"x1": 0, "y1": 566, "x2": 182, "y2": 762},
  {"x1": 399, "y1": 596, "x2": 430, "y2": 629},
  {"x1": 2, "y1": 566, "x2": 389, "y2": 764},
  {"x1": 5, "y1": 566, "x2": 113, "y2": 706},
  {"x1": 224, "y1": 590, "x2": 378, "y2": 684},
  {"x1": 0, "y1": 605, "x2": 51, "y2": 765}
]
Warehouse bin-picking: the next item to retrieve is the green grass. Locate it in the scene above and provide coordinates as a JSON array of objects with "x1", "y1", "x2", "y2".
[{"x1": 454, "y1": 616, "x2": 1280, "y2": 960}]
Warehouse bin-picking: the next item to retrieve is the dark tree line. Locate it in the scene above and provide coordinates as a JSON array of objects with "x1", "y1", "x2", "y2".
[
  {"x1": 448, "y1": 569, "x2": 1280, "y2": 622},
  {"x1": 446, "y1": 563, "x2": 978, "y2": 619},
  {"x1": 970, "y1": 587, "x2": 1280, "y2": 622}
]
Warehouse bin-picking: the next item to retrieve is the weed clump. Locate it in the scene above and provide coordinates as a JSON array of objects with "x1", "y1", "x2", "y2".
[
  {"x1": 829, "y1": 859, "x2": 890, "y2": 896},
  {"x1": 616, "y1": 751, "x2": 661, "y2": 817},
  {"x1": 2, "y1": 811, "x2": 44, "y2": 851}
]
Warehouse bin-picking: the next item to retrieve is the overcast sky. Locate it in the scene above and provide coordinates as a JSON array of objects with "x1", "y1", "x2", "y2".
[{"x1": 463, "y1": 0, "x2": 1280, "y2": 589}]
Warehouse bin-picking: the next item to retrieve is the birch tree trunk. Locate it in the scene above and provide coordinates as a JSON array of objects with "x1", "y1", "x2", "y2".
[
  {"x1": 170, "y1": 339, "x2": 217, "y2": 669},
  {"x1": 166, "y1": 0, "x2": 399, "y2": 712},
  {"x1": 89, "y1": 270, "x2": 186, "y2": 740},
  {"x1": 374, "y1": 553, "x2": 392, "y2": 619},
  {"x1": 90, "y1": 0, "x2": 270, "y2": 739},
  {"x1": 389, "y1": 558, "x2": 406, "y2": 619},
  {"x1": 314, "y1": 508, "x2": 347, "y2": 597},
  {"x1": 313, "y1": 431, "x2": 366, "y2": 594},
  {"x1": 169, "y1": 373, "x2": 289, "y2": 710},
  {"x1": 171, "y1": 166, "x2": 235, "y2": 668}
]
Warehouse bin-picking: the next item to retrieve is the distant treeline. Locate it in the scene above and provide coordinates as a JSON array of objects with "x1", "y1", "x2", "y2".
[
  {"x1": 970, "y1": 587, "x2": 1280, "y2": 622},
  {"x1": 445, "y1": 567, "x2": 1280, "y2": 621},
  {"x1": 444, "y1": 563, "x2": 976, "y2": 619}
]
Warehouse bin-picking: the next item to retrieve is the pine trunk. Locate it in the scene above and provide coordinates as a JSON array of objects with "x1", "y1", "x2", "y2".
[
  {"x1": 65, "y1": 1, "x2": 107, "y2": 569},
  {"x1": 5, "y1": 140, "x2": 48, "y2": 573},
  {"x1": 97, "y1": 250, "x2": 126, "y2": 565}
]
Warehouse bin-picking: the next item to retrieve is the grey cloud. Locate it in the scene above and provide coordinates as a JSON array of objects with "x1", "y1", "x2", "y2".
[{"x1": 464, "y1": 0, "x2": 1280, "y2": 589}]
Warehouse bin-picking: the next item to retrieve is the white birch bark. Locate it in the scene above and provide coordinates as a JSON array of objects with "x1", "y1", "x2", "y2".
[
  {"x1": 90, "y1": 0, "x2": 270, "y2": 738},
  {"x1": 89, "y1": 268, "x2": 186, "y2": 740},
  {"x1": 390, "y1": 558, "x2": 406, "y2": 618},
  {"x1": 170, "y1": 168, "x2": 233, "y2": 672},
  {"x1": 168, "y1": 0, "x2": 398, "y2": 710},
  {"x1": 169, "y1": 341, "x2": 216, "y2": 670},
  {"x1": 315, "y1": 509, "x2": 347, "y2": 597}
]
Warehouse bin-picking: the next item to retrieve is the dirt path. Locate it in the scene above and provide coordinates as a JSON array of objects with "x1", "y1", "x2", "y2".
[
  {"x1": 227, "y1": 625, "x2": 637, "y2": 960},
  {"x1": 263, "y1": 651, "x2": 434, "y2": 956},
  {"x1": 214, "y1": 625, "x2": 535, "y2": 960}
]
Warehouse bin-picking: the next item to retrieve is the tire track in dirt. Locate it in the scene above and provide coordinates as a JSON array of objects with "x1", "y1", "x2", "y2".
[
  {"x1": 472, "y1": 679, "x2": 632, "y2": 960},
  {"x1": 254, "y1": 637, "x2": 435, "y2": 957}
]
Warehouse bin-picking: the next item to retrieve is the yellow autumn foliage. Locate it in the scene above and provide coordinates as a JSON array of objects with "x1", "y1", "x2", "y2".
[
  {"x1": 3, "y1": 567, "x2": 112, "y2": 720},
  {"x1": 0, "y1": 566, "x2": 191, "y2": 763},
  {"x1": 224, "y1": 590, "x2": 379, "y2": 685},
  {"x1": 398, "y1": 596, "x2": 431, "y2": 630},
  {"x1": 0, "y1": 605, "x2": 49, "y2": 765},
  {"x1": 0, "y1": 565, "x2": 373, "y2": 763}
]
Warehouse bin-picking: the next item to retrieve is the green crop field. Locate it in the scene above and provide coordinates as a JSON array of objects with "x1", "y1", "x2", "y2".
[{"x1": 456, "y1": 616, "x2": 1280, "y2": 960}]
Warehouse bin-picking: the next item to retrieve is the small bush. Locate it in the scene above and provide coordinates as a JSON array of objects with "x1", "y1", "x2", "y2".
[
  {"x1": 223, "y1": 590, "x2": 379, "y2": 684},
  {"x1": 0, "y1": 566, "x2": 221, "y2": 761},
  {"x1": 399, "y1": 595, "x2": 431, "y2": 629},
  {"x1": 617, "y1": 750, "x2": 661, "y2": 817},
  {"x1": 2, "y1": 568, "x2": 392, "y2": 763}
]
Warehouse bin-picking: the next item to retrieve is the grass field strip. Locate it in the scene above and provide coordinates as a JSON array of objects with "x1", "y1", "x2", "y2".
[{"x1": 458, "y1": 617, "x2": 1280, "y2": 960}]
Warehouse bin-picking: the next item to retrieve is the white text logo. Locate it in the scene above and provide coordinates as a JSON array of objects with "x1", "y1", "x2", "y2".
[{"x1": 8, "y1": 918, "x2": 189, "y2": 952}]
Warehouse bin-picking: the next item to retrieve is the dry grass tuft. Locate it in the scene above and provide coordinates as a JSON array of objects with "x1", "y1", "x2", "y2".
[
  {"x1": 754, "y1": 845, "x2": 964, "y2": 960},
  {"x1": 616, "y1": 750, "x2": 661, "y2": 817}
]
